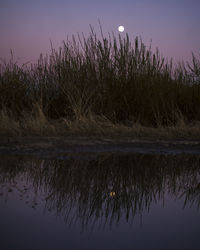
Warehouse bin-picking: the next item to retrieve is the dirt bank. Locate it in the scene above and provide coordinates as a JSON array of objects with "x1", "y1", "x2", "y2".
[{"x1": 0, "y1": 136, "x2": 200, "y2": 158}]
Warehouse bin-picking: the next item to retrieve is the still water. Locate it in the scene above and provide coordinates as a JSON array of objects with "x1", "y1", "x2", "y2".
[{"x1": 0, "y1": 153, "x2": 200, "y2": 250}]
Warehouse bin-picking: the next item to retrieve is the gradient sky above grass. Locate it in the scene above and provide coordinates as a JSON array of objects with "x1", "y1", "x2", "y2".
[{"x1": 0, "y1": 0, "x2": 200, "y2": 65}]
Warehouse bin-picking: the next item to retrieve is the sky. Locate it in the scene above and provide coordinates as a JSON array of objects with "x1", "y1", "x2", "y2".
[{"x1": 0, "y1": 0, "x2": 200, "y2": 65}]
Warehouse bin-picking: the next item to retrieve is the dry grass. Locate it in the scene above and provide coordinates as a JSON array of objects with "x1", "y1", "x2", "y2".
[
  {"x1": 21, "y1": 104, "x2": 56, "y2": 135},
  {"x1": 0, "y1": 106, "x2": 200, "y2": 139},
  {"x1": 0, "y1": 26, "x2": 200, "y2": 138},
  {"x1": 0, "y1": 109, "x2": 21, "y2": 135}
]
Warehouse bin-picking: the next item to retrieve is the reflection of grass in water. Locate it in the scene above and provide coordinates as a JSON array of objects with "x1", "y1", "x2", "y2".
[
  {"x1": 182, "y1": 179, "x2": 200, "y2": 209},
  {"x1": 0, "y1": 27, "x2": 200, "y2": 136},
  {"x1": 0, "y1": 154, "x2": 200, "y2": 230}
]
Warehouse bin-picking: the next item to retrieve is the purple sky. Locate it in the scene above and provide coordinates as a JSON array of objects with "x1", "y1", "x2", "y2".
[{"x1": 0, "y1": 0, "x2": 200, "y2": 65}]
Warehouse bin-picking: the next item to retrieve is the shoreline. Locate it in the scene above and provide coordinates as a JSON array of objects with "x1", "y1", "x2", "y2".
[{"x1": 0, "y1": 136, "x2": 200, "y2": 158}]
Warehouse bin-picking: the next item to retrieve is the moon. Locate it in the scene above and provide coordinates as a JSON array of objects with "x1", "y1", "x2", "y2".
[{"x1": 118, "y1": 25, "x2": 125, "y2": 32}]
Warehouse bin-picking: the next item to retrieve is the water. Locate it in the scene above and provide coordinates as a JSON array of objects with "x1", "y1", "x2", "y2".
[{"x1": 0, "y1": 153, "x2": 200, "y2": 250}]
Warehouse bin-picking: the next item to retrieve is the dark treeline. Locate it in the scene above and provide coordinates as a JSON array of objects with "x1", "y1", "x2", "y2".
[{"x1": 0, "y1": 29, "x2": 200, "y2": 126}]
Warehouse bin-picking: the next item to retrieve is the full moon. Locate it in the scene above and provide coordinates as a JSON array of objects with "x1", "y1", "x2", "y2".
[{"x1": 118, "y1": 25, "x2": 125, "y2": 32}]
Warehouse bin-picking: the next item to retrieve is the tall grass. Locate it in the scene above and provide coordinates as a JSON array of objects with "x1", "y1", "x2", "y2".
[{"x1": 0, "y1": 28, "x2": 200, "y2": 128}]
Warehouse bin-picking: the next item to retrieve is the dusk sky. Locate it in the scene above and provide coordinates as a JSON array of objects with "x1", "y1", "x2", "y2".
[{"x1": 1, "y1": 0, "x2": 200, "y2": 65}]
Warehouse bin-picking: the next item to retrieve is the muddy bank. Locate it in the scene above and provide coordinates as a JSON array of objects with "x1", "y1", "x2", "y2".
[{"x1": 0, "y1": 136, "x2": 200, "y2": 158}]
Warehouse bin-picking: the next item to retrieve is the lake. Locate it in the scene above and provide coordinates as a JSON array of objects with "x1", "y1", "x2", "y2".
[{"x1": 0, "y1": 152, "x2": 200, "y2": 250}]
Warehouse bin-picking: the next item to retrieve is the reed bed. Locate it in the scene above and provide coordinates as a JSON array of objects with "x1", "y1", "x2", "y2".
[{"x1": 0, "y1": 28, "x2": 200, "y2": 135}]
